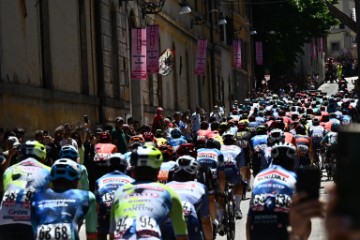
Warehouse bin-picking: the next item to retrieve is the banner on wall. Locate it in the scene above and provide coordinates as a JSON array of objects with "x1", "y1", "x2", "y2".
[
  {"x1": 194, "y1": 39, "x2": 208, "y2": 76},
  {"x1": 131, "y1": 28, "x2": 147, "y2": 80},
  {"x1": 146, "y1": 25, "x2": 159, "y2": 73},
  {"x1": 233, "y1": 40, "x2": 242, "y2": 69},
  {"x1": 255, "y1": 41, "x2": 263, "y2": 65},
  {"x1": 318, "y1": 37, "x2": 324, "y2": 52}
]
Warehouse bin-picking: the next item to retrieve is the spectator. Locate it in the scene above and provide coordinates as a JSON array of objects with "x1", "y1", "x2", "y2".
[
  {"x1": 152, "y1": 107, "x2": 165, "y2": 133},
  {"x1": 111, "y1": 116, "x2": 128, "y2": 154},
  {"x1": 191, "y1": 106, "x2": 202, "y2": 136}
]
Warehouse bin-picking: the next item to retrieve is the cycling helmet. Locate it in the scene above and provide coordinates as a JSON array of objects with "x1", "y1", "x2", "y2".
[
  {"x1": 157, "y1": 107, "x2": 164, "y2": 113},
  {"x1": 100, "y1": 131, "x2": 112, "y2": 143},
  {"x1": 237, "y1": 122, "x2": 248, "y2": 131},
  {"x1": 222, "y1": 131, "x2": 235, "y2": 141},
  {"x1": 271, "y1": 142, "x2": 297, "y2": 161},
  {"x1": 158, "y1": 144, "x2": 174, "y2": 160},
  {"x1": 176, "y1": 143, "x2": 197, "y2": 158},
  {"x1": 23, "y1": 140, "x2": 47, "y2": 160},
  {"x1": 205, "y1": 138, "x2": 221, "y2": 150},
  {"x1": 143, "y1": 131, "x2": 155, "y2": 142},
  {"x1": 200, "y1": 121, "x2": 209, "y2": 130},
  {"x1": 129, "y1": 135, "x2": 145, "y2": 149},
  {"x1": 268, "y1": 128, "x2": 285, "y2": 144},
  {"x1": 59, "y1": 145, "x2": 79, "y2": 161},
  {"x1": 312, "y1": 118, "x2": 320, "y2": 126},
  {"x1": 295, "y1": 124, "x2": 306, "y2": 135},
  {"x1": 170, "y1": 128, "x2": 182, "y2": 138},
  {"x1": 50, "y1": 158, "x2": 81, "y2": 181},
  {"x1": 256, "y1": 125, "x2": 268, "y2": 135},
  {"x1": 174, "y1": 155, "x2": 199, "y2": 175},
  {"x1": 130, "y1": 145, "x2": 163, "y2": 169},
  {"x1": 331, "y1": 122, "x2": 340, "y2": 132},
  {"x1": 154, "y1": 128, "x2": 164, "y2": 137},
  {"x1": 269, "y1": 119, "x2": 285, "y2": 131},
  {"x1": 107, "y1": 153, "x2": 128, "y2": 169}
]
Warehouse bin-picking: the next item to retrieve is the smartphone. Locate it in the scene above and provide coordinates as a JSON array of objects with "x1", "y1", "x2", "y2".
[
  {"x1": 84, "y1": 115, "x2": 89, "y2": 124},
  {"x1": 296, "y1": 166, "x2": 320, "y2": 201},
  {"x1": 335, "y1": 125, "x2": 360, "y2": 229}
]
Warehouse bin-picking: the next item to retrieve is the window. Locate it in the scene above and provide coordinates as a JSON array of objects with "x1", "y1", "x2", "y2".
[{"x1": 331, "y1": 42, "x2": 340, "y2": 52}]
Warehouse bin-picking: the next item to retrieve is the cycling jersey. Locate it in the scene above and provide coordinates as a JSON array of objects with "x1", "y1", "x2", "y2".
[
  {"x1": 95, "y1": 170, "x2": 135, "y2": 234},
  {"x1": 308, "y1": 125, "x2": 326, "y2": 146},
  {"x1": 248, "y1": 165, "x2": 296, "y2": 240},
  {"x1": 109, "y1": 181, "x2": 188, "y2": 239},
  {"x1": 167, "y1": 137, "x2": 187, "y2": 151},
  {"x1": 89, "y1": 142, "x2": 118, "y2": 191},
  {"x1": 155, "y1": 137, "x2": 168, "y2": 146},
  {"x1": 220, "y1": 144, "x2": 244, "y2": 184},
  {"x1": 0, "y1": 158, "x2": 51, "y2": 226},
  {"x1": 157, "y1": 161, "x2": 178, "y2": 184},
  {"x1": 250, "y1": 134, "x2": 268, "y2": 176},
  {"x1": 321, "y1": 131, "x2": 338, "y2": 150},
  {"x1": 31, "y1": 188, "x2": 97, "y2": 240},
  {"x1": 197, "y1": 148, "x2": 224, "y2": 174},
  {"x1": 164, "y1": 181, "x2": 210, "y2": 240},
  {"x1": 294, "y1": 134, "x2": 313, "y2": 166}
]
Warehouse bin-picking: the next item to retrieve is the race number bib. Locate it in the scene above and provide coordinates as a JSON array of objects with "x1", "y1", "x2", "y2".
[
  {"x1": 136, "y1": 216, "x2": 160, "y2": 238},
  {"x1": 36, "y1": 223, "x2": 71, "y2": 240},
  {"x1": 114, "y1": 216, "x2": 133, "y2": 238},
  {"x1": 181, "y1": 201, "x2": 192, "y2": 216},
  {"x1": 224, "y1": 156, "x2": 235, "y2": 166}
]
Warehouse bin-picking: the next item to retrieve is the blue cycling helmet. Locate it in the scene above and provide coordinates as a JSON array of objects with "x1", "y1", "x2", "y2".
[
  {"x1": 50, "y1": 158, "x2": 81, "y2": 181},
  {"x1": 59, "y1": 145, "x2": 79, "y2": 161},
  {"x1": 170, "y1": 128, "x2": 182, "y2": 138}
]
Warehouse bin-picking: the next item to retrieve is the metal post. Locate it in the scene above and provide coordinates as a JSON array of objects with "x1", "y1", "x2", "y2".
[{"x1": 209, "y1": 0, "x2": 216, "y2": 110}]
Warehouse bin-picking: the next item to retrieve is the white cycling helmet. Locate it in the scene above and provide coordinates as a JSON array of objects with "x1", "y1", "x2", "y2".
[
  {"x1": 106, "y1": 153, "x2": 128, "y2": 168},
  {"x1": 271, "y1": 142, "x2": 297, "y2": 160},
  {"x1": 222, "y1": 131, "x2": 235, "y2": 140},
  {"x1": 268, "y1": 128, "x2": 285, "y2": 144},
  {"x1": 175, "y1": 155, "x2": 199, "y2": 175}
]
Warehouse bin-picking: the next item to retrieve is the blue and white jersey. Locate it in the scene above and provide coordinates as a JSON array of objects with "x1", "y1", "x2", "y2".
[
  {"x1": 248, "y1": 165, "x2": 296, "y2": 240},
  {"x1": 158, "y1": 161, "x2": 178, "y2": 184},
  {"x1": 95, "y1": 171, "x2": 135, "y2": 232},
  {"x1": 167, "y1": 137, "x2": 187, "y2": 150},
  {"x1": 196, "y1": 148, "x2": 224, "y2": 170},
  {"x1": 31, "y1": 188, "x2": 97, "y2": 240},
  {"x1": 220, "y1": 144, "x2": 244, "y2": 169},
  {"x1": 250, "y1": 135, "x2": 268, "y2": 152},
  {"x1": 164, "y1": 181, "x2": 210, "y2": 240},
  {"x1": 255, "y1": 116, "x2": 266, "y2": 125}
]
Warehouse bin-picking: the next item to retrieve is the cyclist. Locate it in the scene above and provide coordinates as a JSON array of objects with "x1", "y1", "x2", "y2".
[
  {"x1": 31, "y1": 158, "x2": 97, "y2": 240},
  {"x1": 167, "y1": 128, "x2": 187, "y2": 152},
  {"x1": 196, "y1": 138, "x2": 225, "y2": 233},
  {"x1": 249, "y1": 125, "x2": 268, "y2": 177},
  {"x1": 308, "y1": 118, "x2": 326, "y2": 168},
  {"x1": 246, "y1": 142, "x2": 297, "y2": 240},
  {"x1": 236, "y1": 122, "x2": 252, "y2": 181},
  {"x1": 109, "y1": 145, "x2": 188, "y2": 239},
  {"x1": 59, "y1": 144, "x2": 90, "y2": 190},
  {"x1": 0, "y1": 140, "x2": 50, "y2": 240},
  {"x1": 89, "y1": 131, "x2": 118, "y2": 191},
  {"x1": 294, "y1": 124, "x2": 314, "y2": 167},
  {"x1": 176, "y1": 143, "x2": 217, "y2": 229},
  {"x1": 95, "y1": 153, "x2": 134, "y2": 240},
  {"x1": 157, "y1": 144, "x2": 177, "y2": 184},
  {"x1": 154, "y1": 129, "x2": 168, "y2": 147},
  {"x1": 164, "y1": 155, "x2": 213, "y2": 240},
  {"x1": 220, "y1": 131, "x2": 245, "y2": 219},
  {"x1": 320, "y1": 122, "x2": 339, "y2": 177}
]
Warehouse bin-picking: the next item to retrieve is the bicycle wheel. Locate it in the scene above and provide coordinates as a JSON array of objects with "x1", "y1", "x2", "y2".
[{"x1": 226, "y1": 199, "x2": 236, "y2": 240}]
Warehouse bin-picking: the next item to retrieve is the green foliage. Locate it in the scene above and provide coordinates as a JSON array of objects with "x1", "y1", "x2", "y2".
[{"x1": 252, "y1": 0, "x2": 339, "y2": 79}]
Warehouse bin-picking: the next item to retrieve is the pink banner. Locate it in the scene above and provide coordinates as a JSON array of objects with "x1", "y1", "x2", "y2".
[
  {"x1": 233, "y1": 40, "x2": 242, "y2": 69},
  {"x1": 146, "y1": 25, "x2": 159, "y2": 73},
  {"x1": 255, "y1": 41, "x2": 263, "y2": 65},
  {"x1": 318, "y1": 37, "x2": 324, "y2": 52},
  {"x1": 131, "y1": 28, "x2": 147, "y2": 80},
  {"x1": 195, "y1": 40, "x2": 208, "y2": 76},
  {"x1": 311, "y1": 39, "x2": 317, "y2": 60}
]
